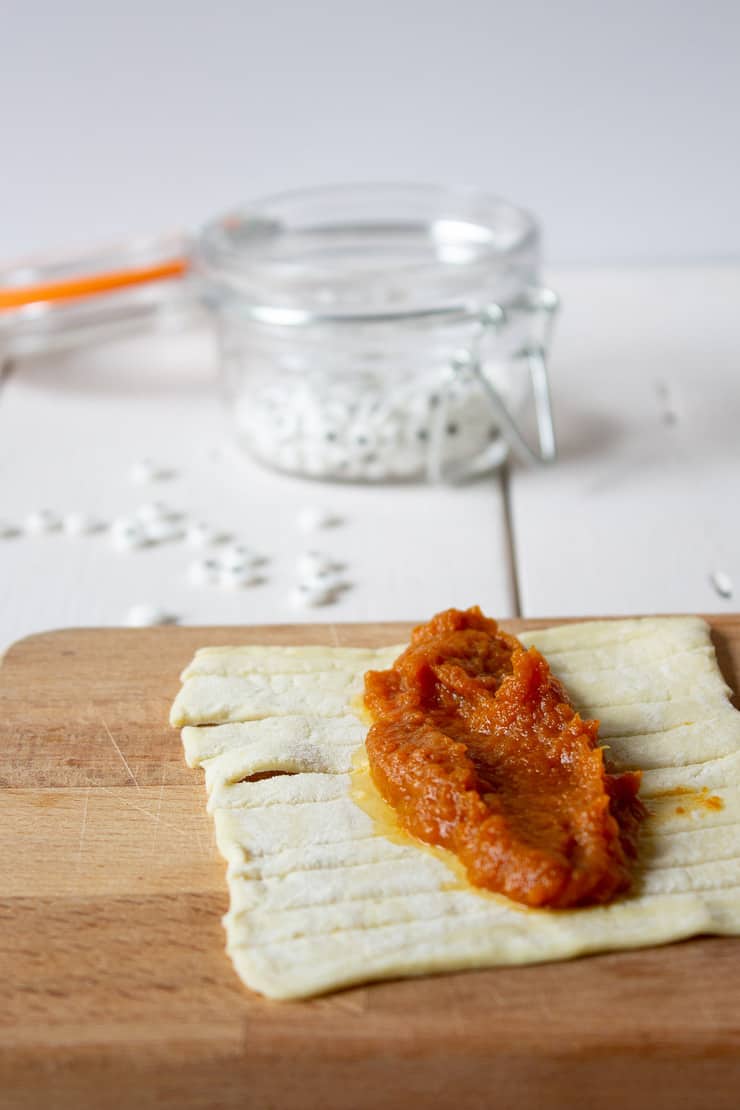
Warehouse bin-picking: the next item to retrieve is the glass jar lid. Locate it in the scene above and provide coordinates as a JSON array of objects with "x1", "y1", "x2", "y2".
[{"x1": 193, "y1": 183, "x2": 541, "y2": 325}]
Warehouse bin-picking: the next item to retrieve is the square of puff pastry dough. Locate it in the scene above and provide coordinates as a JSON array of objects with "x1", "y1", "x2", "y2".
[{"x1": 171, "y1": 618, "x2": 740, "y2": 999}]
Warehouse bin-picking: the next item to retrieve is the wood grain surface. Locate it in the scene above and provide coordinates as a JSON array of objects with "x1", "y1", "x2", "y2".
[{"x1": 2, "y1": 616, "x2": 740, "y2": 1110}]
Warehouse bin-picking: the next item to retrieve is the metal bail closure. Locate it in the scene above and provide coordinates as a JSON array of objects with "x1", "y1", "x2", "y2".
[{"x1": 472, "y1": 289, "x2": 559, "y2": 467}]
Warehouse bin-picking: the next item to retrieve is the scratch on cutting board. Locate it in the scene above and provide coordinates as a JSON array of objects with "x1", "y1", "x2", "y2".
[
  {"x1": 101, "y1": 715, "x2": 141, "y2": 792},
  {"x1": 148, "y1": 764, "x2": 167, "y2": 858},
  {"x1": 88, "y1": 779, "x2": 206, "y2": 852},
  {"x1": 76, "y1": 787, "x2": 91, "y2": 867}
]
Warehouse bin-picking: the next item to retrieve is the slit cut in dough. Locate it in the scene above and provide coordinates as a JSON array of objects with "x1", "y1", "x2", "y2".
[{"x1": 171, "y1": 617, "x2": 740, "y2": 999}]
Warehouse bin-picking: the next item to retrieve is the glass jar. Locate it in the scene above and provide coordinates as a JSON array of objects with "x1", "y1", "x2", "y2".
[
  {"x1": 194, "y1": 184, "x2": 558, "y2": 482},
  {"x1": 0, "y1": 184, "x2": 558, "y2": 482}
]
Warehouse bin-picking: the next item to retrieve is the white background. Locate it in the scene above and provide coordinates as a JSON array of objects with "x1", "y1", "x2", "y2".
[{"x1": 2, "y1": 0, "x2": 739, "y2": 264}]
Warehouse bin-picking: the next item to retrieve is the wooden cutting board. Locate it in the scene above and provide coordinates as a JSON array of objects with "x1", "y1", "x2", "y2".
[{"x1": 2, "y1": 616, "x2": 740, "y2": 1110}]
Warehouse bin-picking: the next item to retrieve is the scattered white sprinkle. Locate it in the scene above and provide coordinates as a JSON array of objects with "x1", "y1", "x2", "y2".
[
  {"x1": 0, "y1": 520, "x2": 21, "y2": 539},
  {"x1": 24, "y1": 509, "x2": 62, "y2": 534},
  {"x1": 290, "y1": 583, "x2": 334, "y2": 608},
  {"x1": 221, "y1": 543, "x2": 260, "y2": 569},
  {"x1": 711, "y1": 570, "x2": 734, "y2": 600},
  {"x1": 129, "y1": 459, "x2": 174, "y2": 485},
  {"x1": 210, "y1": 529, "x2": 233, "y2": 545},
  {"x1": 125, "y1": 604, "x2": 177, "y2": 627},
  {"x1": 185, "y1": 522, "x2": 216, "y2": 548},
  {"x1": 188, "y1": 558, "x2": 220, "y2": 586},
  {"x1": 218, "y1": 566, "x2": 259, "y2": 590},
  {"x1": 111, "y1": 519, "x2": 148, "y2": 550},
  {"x1": 296, "y1": 550, "x2": 337, "y2": 580},
  {"x1": 141, "y1": 517, "x2": 184, "y2": 544},
  {"x1": 220, "y1": 560, "x2": 250, "y2": 577},
  {"x1": 63, "y1": 512, "x2": 106, "y2": 536},
  {"x1": 111, "y1": 515, "x2": 136, "y2": 534},
  {"x1": 296, "y1": 506, "x2": 342, "y2": 532},
  {"x1": 135, "y1": 501, "x2": 172, "y2": 523},
  {"x1": 129, "y1": 459, "x2": 157, "y2": 485}
]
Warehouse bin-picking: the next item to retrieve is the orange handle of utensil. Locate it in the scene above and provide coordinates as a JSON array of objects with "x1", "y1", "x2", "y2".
[{"x1": 0, "y1": 258, "x2": 189, "y2": 311}]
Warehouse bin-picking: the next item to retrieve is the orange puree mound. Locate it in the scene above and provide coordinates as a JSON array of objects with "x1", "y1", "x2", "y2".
[{"x1": 363, "y1": 607, "x2": 645, "y2": 909}]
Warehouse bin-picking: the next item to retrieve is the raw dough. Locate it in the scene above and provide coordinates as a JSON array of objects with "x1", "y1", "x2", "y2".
[{"x1": 172, "y1": 618, "x2": 740, "y2": 999}]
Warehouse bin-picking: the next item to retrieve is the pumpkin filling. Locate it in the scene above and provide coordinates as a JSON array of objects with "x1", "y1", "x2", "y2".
[{"x1": 363, "y1": 607, "x2": 645, "y2": 909}]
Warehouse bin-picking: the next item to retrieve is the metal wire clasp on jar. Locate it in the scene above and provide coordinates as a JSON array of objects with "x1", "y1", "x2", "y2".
[{"x1": 195, "y1": 184, "x2": 559, "y2": 483}]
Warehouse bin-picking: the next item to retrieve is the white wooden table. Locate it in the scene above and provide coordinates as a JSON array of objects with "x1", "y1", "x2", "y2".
[{"x1": 1, "y1": 266, "x2": 737, "y2": 650}]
